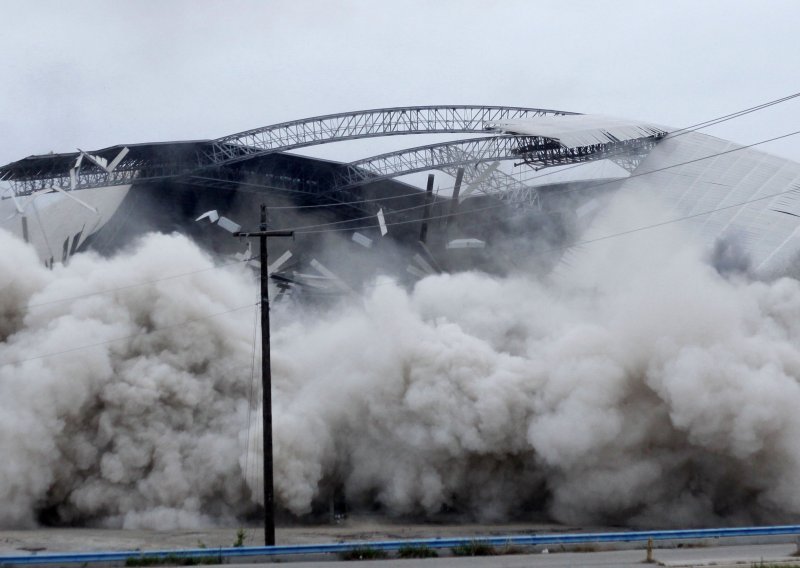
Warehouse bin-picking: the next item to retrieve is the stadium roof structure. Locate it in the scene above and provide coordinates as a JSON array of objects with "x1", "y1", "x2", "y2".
[
  {"x1": 3, "y1": 105, "x2": 800, "y2": 276},
  {"x1": 0, "y1": 106, "x2": 666, "y2": 202}
]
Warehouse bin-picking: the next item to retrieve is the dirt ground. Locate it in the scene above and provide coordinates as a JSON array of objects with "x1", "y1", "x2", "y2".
[{"x1": 0, "y1": 516, "x2": 593, "y2": 554}]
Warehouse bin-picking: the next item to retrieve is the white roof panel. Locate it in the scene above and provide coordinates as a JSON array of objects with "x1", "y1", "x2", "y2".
[
  {"x1": 578, "y1": 131, "x2": 800, "y2": 276},
  {"x1": 489, "y1": 114, "x2": 669, "y2": 148}
]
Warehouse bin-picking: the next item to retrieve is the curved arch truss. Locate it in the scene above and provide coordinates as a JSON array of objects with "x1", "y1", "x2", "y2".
[
  {"x1": 206, "y1": 105, "x2": 578, "y2": 165},
  {"x1": 335, "y1": 134, "x2": 663, "y2": 206},
  {"x1": 5, "y1": 105, "x2": 580, "y2": 194},
  {"x1": 3, "y1": 105, "x2": 664, "y2": 208}
]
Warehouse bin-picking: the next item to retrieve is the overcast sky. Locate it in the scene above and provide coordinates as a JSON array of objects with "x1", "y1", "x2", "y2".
[{"x1": 1, "y1": 0, "x2": 799, "y2": 168}]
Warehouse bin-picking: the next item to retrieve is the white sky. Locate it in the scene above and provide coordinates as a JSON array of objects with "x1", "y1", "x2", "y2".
[{"x1": 1, "y1": 0, "x2": 799, "y2": 170}]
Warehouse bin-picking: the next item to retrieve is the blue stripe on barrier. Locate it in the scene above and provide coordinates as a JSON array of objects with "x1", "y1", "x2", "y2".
[{"x1": 2, "y1": 525, "x2": 800, "y2": 565}]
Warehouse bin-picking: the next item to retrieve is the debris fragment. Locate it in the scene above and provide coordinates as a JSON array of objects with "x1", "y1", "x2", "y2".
[
  {"x1": 351, "y1": 232, "x2": 373, "y2": 248},
  {"x1": 412, "y1": 253, "x2": 435, "y2": 275},
  {"x1": 310, "y1": 258, "x2": 355, "y2": 294},
  {"x1": 377, "y1": 209, "x2": 388, "y2": 236},
  {"x1": 446, "y1": 238, "x2": 486, "y2": 249}
]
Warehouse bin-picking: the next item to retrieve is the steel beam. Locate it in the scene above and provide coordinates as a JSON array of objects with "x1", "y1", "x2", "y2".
[
  {"x1": 335, "y1": 135, "x2": 661, "y2": 188},
  {"x1": 207, "y1": 105, "x2": 578, "y2": 166},
  {"x1": 4, "y1": 106, "x2": 662, "y2": 202}
]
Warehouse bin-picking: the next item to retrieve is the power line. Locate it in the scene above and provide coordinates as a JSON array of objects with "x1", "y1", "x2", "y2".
[
  {"x1": 354, "y1": 180, "x2": 800, "y2": 292},
  {"x1": 666, "y1": 91, "x2": 800, "y2": 137},
  {"x1": 7, "y1": 129, "x2": 800, "y2": 364},
  {"x1": 15, "y1": 125, "x2": 800, "y2": 312},
  {"x1": 189, "y1": 176, "x2": 443, "y2": 209},
  {"x1": 289, "y1": 128, "x2": 800, "y2": 235},
  {"x1": 489, "y1": 90, "x2": 800, "y2": 188},
  {"x1": 544, "y1": 183, "x2": 800, "y2": 258},
  {"x1": 187, "y1": 90, "x2": 800, "y2": 212},
  {"x1": 19, "y1": 125, "x2": 798, "y2": 315},
  {"x1": 8, "y1": 92, "x2": 800, "y2": 313}
]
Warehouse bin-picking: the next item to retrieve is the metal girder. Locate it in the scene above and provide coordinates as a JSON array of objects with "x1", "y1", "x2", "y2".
[
  {"x1": 3, "y1": 146, "x2": 211, "y2": 195},
  {"x1": 205, "y1": 105, "x2": 578, "y2": 165},
  {"x1": 513, "y1": 136, "x2": 664, "y2": 169},
  {"x1": 335, "y1": 135, "x2": 661, "y2": 188},
  {"x1": 5, "y1": 107, "x2": 663, "y2": 208},
  {"x1": 3, "y1": 107, "x2": 581, "y2": 195},
  {"x1": 336, "y1": 136, "x2": 553, "y2": 187},
  {"x1": 436, "y1": 150, "x2": 540, "y2": 208}
]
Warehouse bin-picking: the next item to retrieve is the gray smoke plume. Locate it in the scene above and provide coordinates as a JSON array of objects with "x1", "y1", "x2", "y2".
[
  {"x1": 0, "y1": 231, "x2": 256, "y2": 528},
  {"x1": 4, "y1": 189, "x2": 800, "y2": 529}
]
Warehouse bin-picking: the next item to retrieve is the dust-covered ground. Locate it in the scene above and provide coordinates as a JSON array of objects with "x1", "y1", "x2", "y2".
[{"x1": 0, "y1": 517, "x2": 590, "y2": 554}]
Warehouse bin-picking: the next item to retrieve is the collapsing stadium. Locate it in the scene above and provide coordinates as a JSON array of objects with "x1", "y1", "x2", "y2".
[
  {"x1": 5, "y1": 105, "x2": 800, "y2": 529},
  {"x1": 0, "y1": 106, "x2": 667, "y2": 289},
  {"x1": 2, "y1": 105, "x2": 799, "y2": 284}
]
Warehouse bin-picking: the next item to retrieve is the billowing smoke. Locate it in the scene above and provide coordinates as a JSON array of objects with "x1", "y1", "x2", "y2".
[
  {"x1": 4, "y1": 189, "x2": 800, "y2": 529},
  {"x1": 0, "y1": 231, "x2": 256, "y2": 529}
]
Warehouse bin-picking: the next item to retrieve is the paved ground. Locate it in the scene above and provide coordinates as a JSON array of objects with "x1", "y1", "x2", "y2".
[
  {"x1": 0, "y1": 519, "x2": 593, "y2": 553},
  {"x1": 2, "y1": 519, "x2": 800, "y2": 567},
  {"x1": 222, "y1": 543, "x2": 800, "y2": 567}
]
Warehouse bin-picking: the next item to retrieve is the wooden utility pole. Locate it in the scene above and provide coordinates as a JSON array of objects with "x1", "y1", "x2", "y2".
[{"x1": 233, "y1": 204, "x2": 293, "y2": 546}]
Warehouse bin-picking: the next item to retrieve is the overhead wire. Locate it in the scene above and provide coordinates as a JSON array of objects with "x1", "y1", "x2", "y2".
[
  {"x1": 8, "y1": 170, "x2": 800, "y2": 366},
  {"x1": 288, "y1": 128, "x2": 800, "y2": 235},
  {"x1": 11, "y1": 117, "x2": 800, "y2": 313},
  {"x1": 4, "y1": 92, "x2": 799, "y2": 321},
  {"x1": 183, "y1": 90, "x2": 800, "y2": 213},
  {"x1": 475, "y1": 90, "x2": 800, "y2": 188},
  {"x1": 530, "y1": 182, "x2": 800, "y2": 262}
]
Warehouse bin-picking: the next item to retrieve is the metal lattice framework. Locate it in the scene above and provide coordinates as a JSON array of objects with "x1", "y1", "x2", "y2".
[
  {"x1": 337, "y1": 136, "x2": 554, "y2": 187},
  {"x1": 334, "y1": 135, "x2": 663, "y2": 201},
  {"x1": 2, "y1": 106, "x2": 580, "y2": 195},
  {"x1": 206, "y1": 105, "x2": 578, "y2": 165},
  {"x1": 437, "y1": 153, "x2": 541, "y2": 208},
  {"x1": 1, "y1": 144, "x2": 213, "y2": 195},
  {"x1": 1, "y1": 106, "x2": 665, "y2": 208}
]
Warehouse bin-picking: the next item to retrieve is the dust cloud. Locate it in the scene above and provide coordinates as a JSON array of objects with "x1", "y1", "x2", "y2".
[{"x1": 3, "y1": 190, "x2": 800, "y2": 529}]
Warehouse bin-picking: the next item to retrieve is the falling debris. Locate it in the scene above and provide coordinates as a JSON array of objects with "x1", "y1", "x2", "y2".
[
  {"x1": 377, "y1": 209, "x2": 388, "y2": 236},
  {"x1": 195, "y1": 210, "x2": 220, "y2": 224},
  {"x1": 194, "y1": 210, "x2": 241, "y2": 233},
  {"x1": 310, "y1": 258, "x2": 354, "y2": 294},
  {"x1": 406, "y1": 264, "x2": 428, "y2": 279},
  {"x1": 418, "y1": 241, "x2": 443, "y2": 272},
  {"x1": 351, "y1": 232, "x2": 373, "y2": 248},
  {"x1": 268, "y1": 250, "x2": 292, "y2": 275},
  {"x1": 216, "y1": 217, "x2": 241, "y2": 233},
  {"x1": 286, "y1": 272, "x2": 332, "y2": 290},
  {"x1": 412, "y1": 253, "x2": 436, "y2": 275},
  {"x1": 446, "y1": 238, "x2": 486, "y2": 249},
  {"x1": 234, "y1": 242, "x2": 252, "y2": 262}
]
